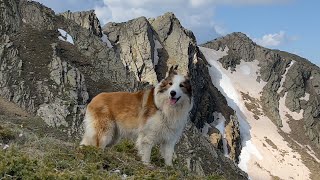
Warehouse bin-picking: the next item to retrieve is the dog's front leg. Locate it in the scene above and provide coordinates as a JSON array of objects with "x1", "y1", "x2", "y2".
[
  {"x1": 137, "y1": 136, "x2": 153, "y2": 165},
  {"x1": 161, "y1": 142, "x2": 175, "y2": 166}
]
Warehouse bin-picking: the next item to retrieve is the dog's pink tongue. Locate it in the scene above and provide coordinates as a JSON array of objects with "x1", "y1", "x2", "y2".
[{"x1": 170, "y1": 98, "x2": 177, "y2": 105}]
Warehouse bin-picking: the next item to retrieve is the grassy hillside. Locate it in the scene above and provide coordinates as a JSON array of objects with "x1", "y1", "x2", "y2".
[{"x1": 0, "y1": 106, "x2": 223, "y2": 180}]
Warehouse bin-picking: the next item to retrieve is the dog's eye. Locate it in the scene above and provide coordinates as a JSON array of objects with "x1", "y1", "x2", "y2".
[
  {"x1": 169, "y1": 82, "x2": 173, "y2": 85},
  {"x1": 179, "y1": 84, "x2": 184, "y2": 87}
]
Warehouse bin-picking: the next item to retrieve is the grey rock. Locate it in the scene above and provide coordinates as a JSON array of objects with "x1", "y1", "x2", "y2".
[
  {"x1": 59, "y1": 10, "x2": 102, "y2": 37},
  {"x1": 58, "y1": 20, "x2": 143, "y2": 94},
  {"x1": 149, "y1": 12, "x2": 196, "y2": 79},
  {"x1": 176, "y1": 122, "x2": 247, "y2": 179},
  {"x1": 208, "y1": 127, "x2": 223, "y2": 150},
  {"x1": 103, "y1": 17, "x2": 159, "y2": 85},
  {"x1": 19, "y1": 0, "x2": 55, "y2": 31},
  {"x1": 0, "y1": 0, "x2": 21, "y2": 35}
]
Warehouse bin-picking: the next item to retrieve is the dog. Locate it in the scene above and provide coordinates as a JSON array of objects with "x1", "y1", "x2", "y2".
[{"x1": 80, "y1": 66, "x2": 193, "y2": 166}]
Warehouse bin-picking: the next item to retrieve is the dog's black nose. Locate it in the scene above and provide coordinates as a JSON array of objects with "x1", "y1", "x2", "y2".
[{"x1": 170, "y1": 90, "x2": 176, "y2": 97}]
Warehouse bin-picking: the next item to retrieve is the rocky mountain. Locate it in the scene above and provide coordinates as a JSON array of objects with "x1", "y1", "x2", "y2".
[
  {"x1": 0, "y1": 0, "x2": 319, "y2": 179},
  {"x1": 0, "y1": 0, "x2": 247, "y2": 179},
  {"x1": 201, "y1": 33, "x2": 320, "y2": 179}
]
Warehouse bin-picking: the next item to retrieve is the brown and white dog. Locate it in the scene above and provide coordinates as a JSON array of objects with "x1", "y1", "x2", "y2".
[{"x1": 80, "y1": 66, "x2": 193, "y2": 166}]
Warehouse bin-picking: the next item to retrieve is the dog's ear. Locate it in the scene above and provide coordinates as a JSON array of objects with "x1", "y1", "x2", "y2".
[{"x1": 167, "y1": 65, "x2": 178, "y2": 77}]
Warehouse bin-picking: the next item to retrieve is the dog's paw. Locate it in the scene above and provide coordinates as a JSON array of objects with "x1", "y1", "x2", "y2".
[{"x1": 144, "y1": 163, "x2": 156, "y2": 170}]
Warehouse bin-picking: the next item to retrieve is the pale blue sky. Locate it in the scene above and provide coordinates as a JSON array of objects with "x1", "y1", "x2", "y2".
[{"x1": 35, "y1": 0, "x2": 319, "y2": 66}]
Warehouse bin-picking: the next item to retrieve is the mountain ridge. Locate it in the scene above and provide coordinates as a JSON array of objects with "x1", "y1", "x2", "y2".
[{"x1": 1, "y1": 0, "x2": 319, "y2": 179}]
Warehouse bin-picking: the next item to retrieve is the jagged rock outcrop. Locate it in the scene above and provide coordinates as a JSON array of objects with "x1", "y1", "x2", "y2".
[
  {"x1": 202, "y1": 32, "x2": 320, "y2": 148},
  {"x1": 176, "y1": 123, "x2": 247, "y2": 179},
  {"x1": 0, "y1": 28, "x2": 88, "y2": 136},
  {"x1": 59, "y1": 10, "x2": 102, "y2": 37},
  {"x1": 149, "y1": 12, "x2": 196, "y2": 80},
  {"x1": 56, "y1": 15, "x2": 142, "y2": 95},
  {"x1": 102, "y1": 12, "x2": 197, "y2": 83},
  {"x1": 103, "y1": 17, "x2": 159, "y2": 84},
  {"x1": 19, "y1": 0, "x2": 55, "y2": 30},
  {"x1": 278, "y1": 52, "x2": 320, "y2": 148}
]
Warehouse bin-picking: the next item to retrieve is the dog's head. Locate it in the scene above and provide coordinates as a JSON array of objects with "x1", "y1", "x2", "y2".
[{"x1": 155, "y1": 65, "x2": 192, "y2": 109}]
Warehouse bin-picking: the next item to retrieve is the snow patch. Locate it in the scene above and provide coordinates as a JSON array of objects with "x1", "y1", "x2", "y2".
[
  {"x1": 299, "y1": 93, "x2": 310, "y2": 101},
  {"x1": 238, "y1": 140, "x2": 263, "y2": 172},
  {"x1": 3, "y1": 144, "x2": 9, "y2": 150},
  {"x1": 101, "y1": 33, "x2": 113, "y2": 48},
  {"x1": 279, "y1": 92, "x2": 304, "y2": 133},
  {"x1": 239, "y1": 64, "x2": 251, "y2": 75},
  {"x1": 278, "y1": 60, "x2": 295, "y2": 93},
  {"x1": 58, "y1": 29, "x2": 74, "y2": 45}
]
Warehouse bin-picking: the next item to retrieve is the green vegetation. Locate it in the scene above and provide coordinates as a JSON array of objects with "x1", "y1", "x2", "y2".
[
  {"x1": 0, "y1": 119, "x2": 224, "y2": 179},
  {"x1": 0, "y1": 125, "x2": 16, "y2": 143}
]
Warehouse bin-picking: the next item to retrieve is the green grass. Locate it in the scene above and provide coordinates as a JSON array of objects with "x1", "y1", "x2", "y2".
[
  {"x1": 0, "y1": 125, "x2": 16, "y2": 143},
  {"x1": 0, "y1": 120, "x2": 224, "y2": 180}
]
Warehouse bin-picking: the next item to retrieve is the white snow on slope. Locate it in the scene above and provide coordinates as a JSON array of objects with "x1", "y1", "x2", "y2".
[
  {"x1": 58, "y1": 29, "x2": 74, "y2": 45},
  {"x1": 279, "y1": 92, "x2": 304, "y2": 133},
  {"x1": 300, "y1": 93, "x2": 310, "y2": 101},
  {"x1": 199, "y1": 46, "x2": 310, "y2": 180},
  {"x1": 277, "y1": 60, "x2": 295, "y2": 93},
  {"x1": 101, "y1": 33, "x2": 113, "y2": 48}
]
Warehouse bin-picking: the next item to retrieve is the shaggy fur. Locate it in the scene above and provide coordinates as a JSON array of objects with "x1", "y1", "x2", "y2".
[{"x1": 80, "y1": 66, "x2": 193, "y2": 166}]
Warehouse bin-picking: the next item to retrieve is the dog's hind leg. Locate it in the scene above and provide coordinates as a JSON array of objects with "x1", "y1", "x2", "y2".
[
  {"x1": 80, "y1": 113, "x2": 97, "y2": 147},
  {"x1": 96, "y1": 121, "x2": 118, "y2": 149},
  {"x1": 80, "y1": 110, "x2": 118, "y2": 149}
]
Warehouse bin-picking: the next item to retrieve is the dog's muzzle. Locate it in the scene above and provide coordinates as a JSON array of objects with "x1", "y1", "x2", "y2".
[{"x1": 169, "y1": 96, "x2": 181, "y2": 105}]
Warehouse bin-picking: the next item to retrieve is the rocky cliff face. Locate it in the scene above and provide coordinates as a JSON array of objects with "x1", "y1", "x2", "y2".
[
  {"x1": 275, "y1": 50, "x2": 320, "y2": 148},
  {"x1": 0, "y1": 0, "x2": 246, "y2": 178},
  {"x1": 103, "y1": 17, "x2": 159, "y2": 84}
]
